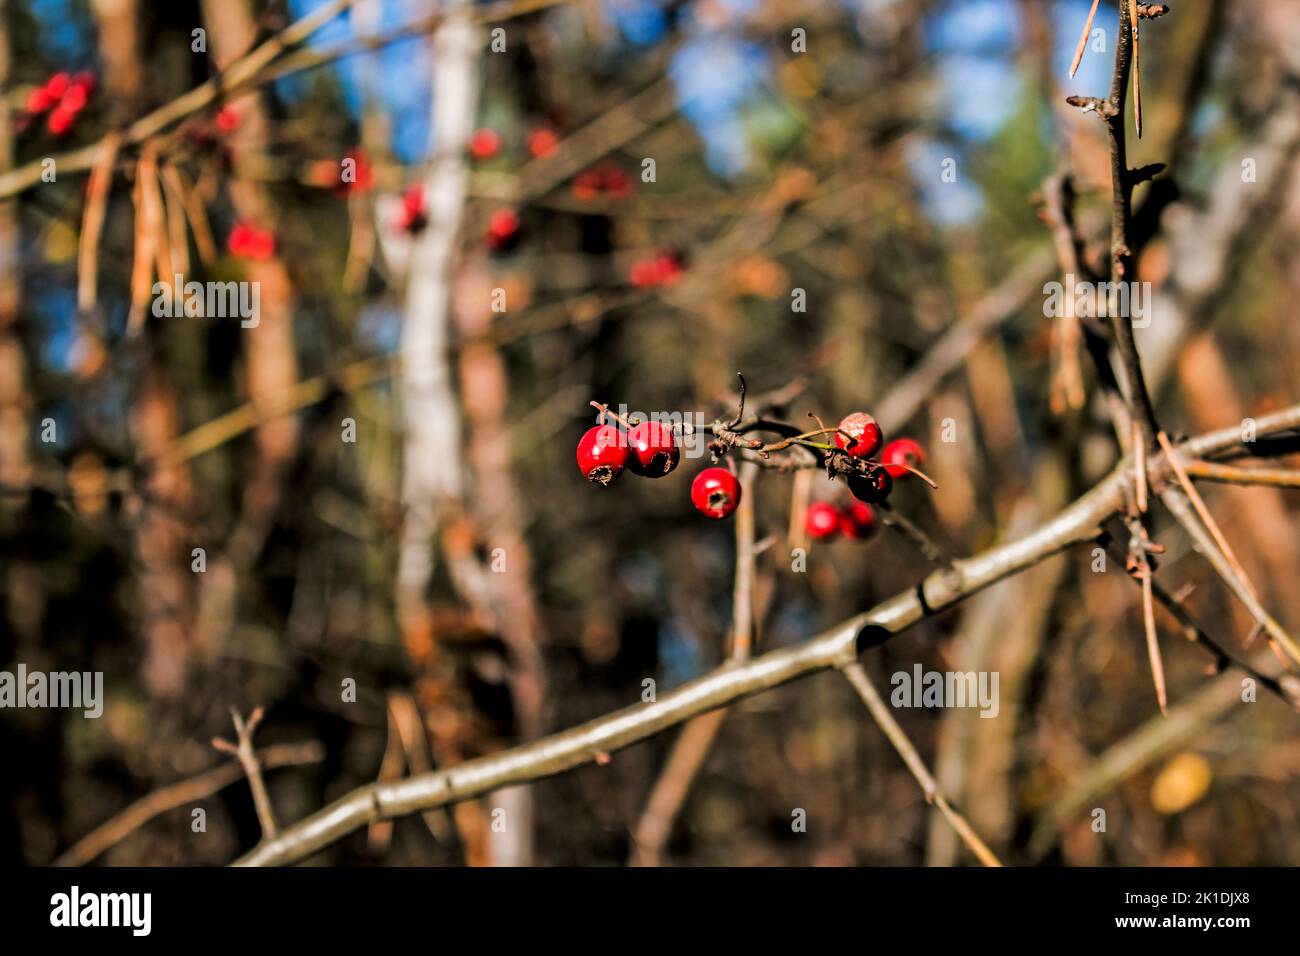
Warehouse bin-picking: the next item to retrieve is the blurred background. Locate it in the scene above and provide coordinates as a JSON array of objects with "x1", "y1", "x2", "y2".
[{"x1": 2, "y1": 0, "x2": 1300, "y2": 867}]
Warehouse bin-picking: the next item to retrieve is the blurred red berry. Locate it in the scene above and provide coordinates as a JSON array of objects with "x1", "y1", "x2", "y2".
[
  {"x1": 26, "y1": 86, "x2": 56, "y2": 113},
  {"x1": 571, "y1": 168, "x2": 603, "y2": 201},
  {"x1": 215, "y1": 105, "x2": 241, "y2": 133},
  {"x1": 340, "y1": 148, "x2": 374, "y2": 194},
  {"x1": 70, "y1": 71, "x2": 95, "y2": 94},
  {"x1": 691, "y1": 467, "x2": 742, "y2": 519},
  {"x1": 527, "y1": 127, "x2": 558, "y2": 158},
  {"x1": 60, "y1": 84, "x2": 87, "y2": 113},
  {"x1": 229, "y1": 221, "x2": 275, "y2": 261},
  {"x1": 397, "y1": 186, "x2": 427, "y2": 233},
  {"x1": 804, "y1": 501, "x2": 841, "y2": 540},
  {"x1": 469, "y1": 128, "x2": 501, "y2": 160},
  {"x1": 45, "y1": 72, "x2": 71, "y2": 99},
  {"x1": 839, "y1": 501, "x2": 877, "y2": 540},
  {"x1": 577, "y1": 425, "x2": 628, "y2": 485},
  {"x1": 47, "y1": 106, "x2": 75, "y2": 136},
  {"x1": 602, "y1": 166, "x2": 632, "y2": 198},
  {"x1": 630, "y1": 251, "x2": 683, "y2": 288},
  {"x1": 881, "y1": 437, "x2": 926, "y2": 479},
  {"x1": 486, "y1": 207, "x2": 520, "y2": 250},
  {"x1": 835, "y1": 412, "x2": 883, "y2": 459}
]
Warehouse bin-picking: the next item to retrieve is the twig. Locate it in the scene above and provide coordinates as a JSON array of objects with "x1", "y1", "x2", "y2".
[
  {"x1": 1160, "y1": 488, "x2": 1300, "y2": 670},
  {"x1": 212, "y1": 707, "x2": 279, "y2": 840},
  {"x1": 53, "y1": 742, "x2": 323, "y2": 867},
  {"x1": 1099, "y1": 533, "x2": 1295, "y2": 704},
  {"x1": 1183, "y1": 459, "x2": 1300, "y2": 490},
  {"x1": 1157, "y1": 430, "x2": 1258, "y2": 599},
  {"x1": 840, "y1": 662, "x2": 1002, "y2": 867}
]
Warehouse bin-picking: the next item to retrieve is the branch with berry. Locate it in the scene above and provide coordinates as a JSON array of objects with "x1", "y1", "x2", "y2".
[{"x1": 580, "y1": 375, "x2": 934, "y2": 543}]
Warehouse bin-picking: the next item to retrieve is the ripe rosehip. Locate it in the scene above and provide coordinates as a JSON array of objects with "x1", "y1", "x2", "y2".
[
  {"x1": 571, "y1": 168, "x2": 603, "y2": 201},
  {"x1": 469, "y1": 128, "x2": 501, "y2": 160},
  {"x1": 625, "y1": 421, "x2": 680, "y2": 478},
  {"x1": 26, "y1": 86, "x2": 55, "y2": 113},
  {"x1": 804, "y1": 501, "x2": 841, "y2": 540},
  {"x1": 527, "y1": 127, "x2": 558, "y2": 158},
  {"x1": 486, "y1": 207, "x2": 520, "y2": 251},
  {"x1": 60, "y1": 83, "x2": 87, "y2": 113},
  {"x1": 835, "y1": 412, "x2": 883, "y2": 459},
  {"x1": 691, "y1": 467, "x2": 741, "y2": 519},
  {"x1": 576, "y1": 425, "x2": 628, "y2": 486},
  {"x1": 847, "y1": 466, "x2": 893, "y2": 504},
  {"x1": 839, "y1": 501, "x2": 877, "y2": 540},
  {"x1": 881, "y1": 437, "x2": 926, "y2": 479},
  {"x1": 47, "y1": 106, "x2": 75, "y2": 136},
  {"x1": 215, "y1": 104, "x2": 241, "y2": 133},
  {"x1": 45, "y1": 72, "x2": 71, "y2": 99}
]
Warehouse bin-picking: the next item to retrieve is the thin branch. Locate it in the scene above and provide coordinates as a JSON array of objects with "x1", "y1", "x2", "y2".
[
  {"x1": 1159, "y1": 488, "x2": 1300, "y2": 670},
  {"x1": 1157, "y1": 430, "x2": 1259, "y2": 599},
  {"x1": 53, "y1": 742, "x2": 323, "y2": 867},
  {"x1": 212, "y1": 707, "x2": 279, "y2": 840},
  {"x1": 840, "y1": 662, "x2": 1002, "y2": 867},
  {"x1": 1099, "y1": 533, "x2": 1296, "y2": 705},
  {"x1": 1183, "y1": 459, "x2": 1300, "y2": 490}
]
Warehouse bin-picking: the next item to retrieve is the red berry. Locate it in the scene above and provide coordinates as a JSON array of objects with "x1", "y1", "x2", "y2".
[
  {"x1": 691, "y1": 467, "x2": 741, "y2": 519},
  {"x1": 602, "y1": 166, "x2": 632, "y2": 198},
  {"x1": 571, "y1": 168, "x2": 603, "y2": 201},
  {"x1": 47, "y1": 106, "x2": 75, "y2": 136},
  {"x1": 577, "y1": 425, "x2": 628, "y2": 486},
  {"x1": 625, "y1": 420, "x2": 680, "y2": 477},
  {"x1": 487, "y1": 207, "x2": 520, "y2": 245},
  {"x1": 71, "y1": 72, "x2": 96, "y2": 95},
  {"x1": 881, "y1": 437, "x2": 926, "y2": 479},
  {"x1": 215, "y1": 104, "x2": 241, "y2": 133},
  {"x1": 847, "y1": 466, "x2": 893, "y2": 504},
  {"x1": 228, "y1": 220, "x2": 275, "y2": 261},
  {"x1": 527, "y1": 127, "x2": 558, "y2": 158},
  {"x1": 804, "y1": 501, "x2": 841, "y2": 540},
  {"x1": 26, "y1": 86, "x2": 55, "y2": 113},
  {"x1": 60, "y1": 83, "x2": 87, "y2": 113},
  {"x1": 839, "y1": 501, "x2": 877, "y2": 540},
  {"x1": 45, "y1": 72, "x2": 71, "y2": 99},
  {"x1": 835, "y1": 412, "x2": 883, "y2": 459},
  {"x1": 469, "y1": 128, "x2": 501, "y2": 160}
]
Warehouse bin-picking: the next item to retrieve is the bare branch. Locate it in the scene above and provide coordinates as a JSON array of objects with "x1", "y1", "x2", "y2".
[{"x1": 841, "y1": 662, "x2": 1002, "y2": 867}]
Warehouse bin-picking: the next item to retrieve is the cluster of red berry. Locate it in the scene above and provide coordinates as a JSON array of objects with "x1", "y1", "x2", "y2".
[
  {"x1": 227, "y1": 220, "x2": 276, "y2": 261},
  {"x1": 578, "y1": 400, "x2": 929, "y2": 528},
  {"x1": 468, "y1": 125, "x2": 563, "y2": 162},
  {"x1": 25, "y1": 72, "x2": 94, "y2": 137},
  {"x1": 571, "y1": 163, "x2": 633, "y2": 201},
  {"x1": 577, "y1": 417, "x2": 743, "y2": 520},
  {"x1": 805, "y1": 500, "x2": 877, "y2": 541},
  {"x1": 629, "y1": 250, "x2": 684, "y2": 288}
]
